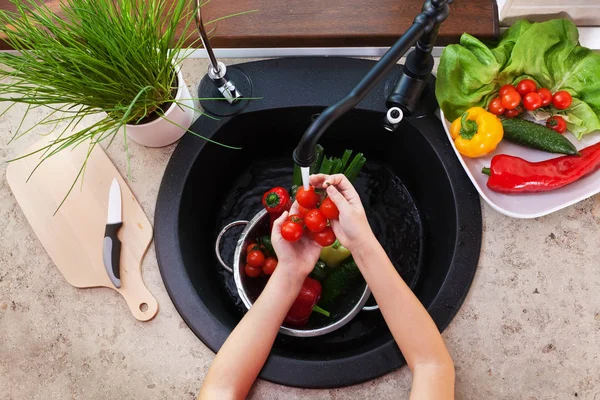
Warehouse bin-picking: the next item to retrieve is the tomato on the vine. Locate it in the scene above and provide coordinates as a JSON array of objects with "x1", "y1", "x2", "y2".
[
  {"x1": 319, "y1": 197, "x2": 339, "y2": 220},
  {"x1": 552, "y1": 91, "x2": 572, "y2": 110},
  {"x1": 546, "y1": 116, "x2": 567, "y2": 134},
  {"x1": 522, "y1": 92, "x2": 543, "y2": 111},
  {"x1": 305, "y1": 209, "x2": 327, "y2": 233},
  {"x1": 244, "y1": 263, "x2": 261, "y2": 278},
  {"x1": 311, "y1": 227, "x2": 336, "y2": 247},
  {"x1": 516, "y1": 79, "x2": 537, "y2": 97},
  {"x1": 247, "y1": 250, "x2": 265, "y2": 268},
  {"x1": 538, "y1": 88, "x2": 552, "y2": 107},
  {"x1": 295, "y1": 185, "x2": 320, "y2": 209},
  {"x1": 499, "y1": 84, "x2": 516, "y2": 96},
  {"x1": 501, "y1": 89, "x2": 521, "y2": 110},
  {"x1": 488, "y1": 97, "x2": 505, "y2": 116},
  {"x1": 262, "y1": 257, "x2": 278, "y2": 275}
]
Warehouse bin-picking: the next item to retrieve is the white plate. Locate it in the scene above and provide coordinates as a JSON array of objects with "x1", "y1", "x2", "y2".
[{"x1": 440, "y1": 110, "x2": 600, "y2": 219}]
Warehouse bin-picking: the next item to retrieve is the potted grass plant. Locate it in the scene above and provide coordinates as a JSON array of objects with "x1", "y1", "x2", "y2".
[{"x1": 0, "y1": 0, "x2": 251, "y2": 163}]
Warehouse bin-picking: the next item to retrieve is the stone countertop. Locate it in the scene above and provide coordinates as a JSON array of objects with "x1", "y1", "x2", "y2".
[{"x1": 1, "y1": 58, "x2": 599, "y2": 400}]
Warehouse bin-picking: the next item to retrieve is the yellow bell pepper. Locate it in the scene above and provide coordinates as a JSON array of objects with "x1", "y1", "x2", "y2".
[
  {"x1": 450, "y1": 107, "x2": 503, "y2": 158},
  {"x1": 319, "y1": 240, "x2": 351, "y2": 268}
]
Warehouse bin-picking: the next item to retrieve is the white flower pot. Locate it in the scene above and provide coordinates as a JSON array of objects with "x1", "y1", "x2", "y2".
[{"x1": 124, "y1": 68, "x2": 195, "y2": 147}]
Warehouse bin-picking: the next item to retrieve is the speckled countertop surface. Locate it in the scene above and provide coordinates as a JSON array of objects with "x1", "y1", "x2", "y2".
[{"x1": 1, "y1": 58, "x2": 599, "y2": 400}]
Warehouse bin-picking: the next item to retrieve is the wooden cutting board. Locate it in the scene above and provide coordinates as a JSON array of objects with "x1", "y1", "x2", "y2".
[{"x1": 6, "y1": 137, "x2": 158, "y2": 321}]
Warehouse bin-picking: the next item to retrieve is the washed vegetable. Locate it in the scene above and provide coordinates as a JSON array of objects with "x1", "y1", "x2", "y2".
[
  {"x1": 247, "y1": 250, "x2": 265, "y2": 268},
  {"x1": 516, "y1": 79, "x2": 537, "y2": 96},
  {"x1": 504, "y1": 107, "x2": 522, "y2": 118},
  {"x1": 311, "y1": 226, "x2": 336, "y2": 247},
  {"x1": 297, "y1": 204, "x2": 310, "y2": 216},
  {"x1": 546, "y1": 116, "x2": 567, "y2": 134},
  {"x1": 450, "y1": 107, "x2": 503, "y2": 158},
  {"x1": 501, "y1": 89, "x2": 521, "y2": 110},
  {"x1": 319, "y1": 257, "x2": 362, "y2": 306},
  {"x1": 482, "y1": 142, "x2": 600, "y2": 193},
  {"x1": 310, "y1": 261, "x2": 328, "y2": 281},
  {"x1": 552, "y1": 90, "x2": 572, "y2": 110},
  {"x1": 501, "y1": 118, "x2": 578, "y2": 155},
  {"x1": 262, "y1": 187, "x2": 291, "y2": 215},
  {"x1": 285, "y1": 277, "x2": 330, "y2": 326},
  {"x1": 538, "y1": 88, "x2": 553, "y2": 106},
  {"x1": 436, "y1": 19, "x2": 600, "y2": 138},
  {"x1": 319, "y1": 197, "x2": 339, "y2": 220},
  {"x1": 522, "y1": 92, "x2": 542, "y2": 111},
  {"x1": 281, "y1": 215, "x2": 304, "y2": 242},
  {"x1": 262, "y1": 257, "x2": 278, "y2": 276},
  {"x1": 488, "y1": 97, "x2": 505, "y2": 116},
  {"x1": 296, "y1": 185, "x2": 320, "y2": 209},
  {"x1": 319, "y1": 239, "x2": 351, "y2": 268},
  {"x1": 305, "y1": 209, "x2": 327, "y2": 233},
  {"x1": 244, "y1": 263, "x2": 261, "y2": 278}
]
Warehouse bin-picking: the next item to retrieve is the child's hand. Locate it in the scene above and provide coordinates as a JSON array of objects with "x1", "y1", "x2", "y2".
[
  {"x1": 310, "y1": 174, "x2": 375, "y2": 253},
  {"x1": 270, "y1": 201, "x2": 322, "y2": 286}
]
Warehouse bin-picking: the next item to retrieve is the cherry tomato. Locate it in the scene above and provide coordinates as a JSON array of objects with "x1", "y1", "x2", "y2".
[
  {"x1": 311, "y1": 227, "x2": 336, "y2": 247},
  {"x1": 546, "y1": 115, "x2": 567, "y2": 134},
  {"x1": 488, "y1": 97, "x2": 505, "y2": 116},
  {"x1": 538, "y1": 88, "x2": 552, "y2": 107},
  {"x1": 262, "y1": 257, "x2": 278, "y2": 275},
  {"x1": 499, "y1": 84, "x2": 516, "y2": 97},
  {"x1": 246, "y1": 250, "x2": 265, "y2": 268},
  {"x1": 246, "y1": 242, "x2": 258, "y2": 254},
  {"x1": 262, "y1": 187, "x2": 291, "y2": 214},
  {"x1": 501, "y1": 89, "x2": 521, "y2": 110},
  {"x1": 287, "y1": 213, "x2": 304, "y2": 225},
  {"x1": 516, "y1": 79, "x2": 537, "y2": 96},
  {"x1": 297, "y1": 205, "x2": 311, "y2": 217},
  {"x1": 504, "y1": 106, "x2": 523, "y2": 118},
  {"x1": 304, "y1": 209, "x2": 327, "y2": 233},
  {"x1": 522, "y1": 92, "x2": 543, "y2": 111},
  {"x1": 319, "y1": 197, "x2": 339, "y2": 220},
  {"x1": 281, "y1": 221, "x2": 304, "y2": 242},
  {"x1": 295, "y1": 185, "x2": 320, "y2": 209},
  {"x1": 244, "y1": 263, "x2": 261, "y2": 278},
  {"x1": 552, "y1": 90, "x2": 572, "y2": 110}
]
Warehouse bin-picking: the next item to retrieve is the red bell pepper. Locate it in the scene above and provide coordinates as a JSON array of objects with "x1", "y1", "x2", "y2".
[
  {"x1": 482, "y1": 141, "x2": 600, "y2": 194},
  {"x1": 284, "y1": 277, "x2": 330, "y2": 326},
  {"x1": 262, "y1": 187, "x2": 291, "y2": 215}
]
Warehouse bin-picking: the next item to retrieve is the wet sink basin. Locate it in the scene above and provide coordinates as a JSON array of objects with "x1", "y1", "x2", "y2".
[{"x1": 155, "y1": 57, "x2": 482, "y2": 388}]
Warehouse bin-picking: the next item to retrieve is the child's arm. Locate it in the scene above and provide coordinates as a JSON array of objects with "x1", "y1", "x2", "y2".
[
  {"x1": 311, "y1": 174, "x2": 455, "y2": 400},
  {"x1": 199, "y1": 208, "x2": 321, "y2": 400}
]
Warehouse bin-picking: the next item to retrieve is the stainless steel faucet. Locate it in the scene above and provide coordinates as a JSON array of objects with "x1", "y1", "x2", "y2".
[{"x1": 195, "y1": 0, "x2": 242, "y2": 104}]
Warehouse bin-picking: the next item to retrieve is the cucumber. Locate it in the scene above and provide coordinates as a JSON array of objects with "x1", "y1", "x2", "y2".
[
  {"x1": 310, "y1": 261, "x2": 328, "y2": 281},
  {"x1": 319, "y1": 257, "x2": 362, "y2": 306},
  {"x1": 501, "y1": 118, "x2": 579, "y2": 155}
]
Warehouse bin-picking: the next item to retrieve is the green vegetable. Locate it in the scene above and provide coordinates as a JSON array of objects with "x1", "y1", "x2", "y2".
[
  {"x1": 344, "y1": 153, "x2": 366, "y2": 183},
  {"x1": 258, "y1": 236, "x2": 274, "y2": 255},
  {"x1": 319, "y1": 240, "x2": 351, "y2": 268},
  {"x1": 340, "y1": 150, "x2": 353, "y2": 171},
  {"x1": 319, "y1": 257, "x2": 362, "y2": 306},
  {"x1": 319, "y1": 157, "x2": 334, "y2": 174},
  {"x1": 502, "y1": 118, "x2": 579, "y2": 155},
  {"x1": 310, "y1": 261, "x2": 328, "y2": 281},
  {"x1": 436, "y1": 19, "x2": 600, "y2": 138}
]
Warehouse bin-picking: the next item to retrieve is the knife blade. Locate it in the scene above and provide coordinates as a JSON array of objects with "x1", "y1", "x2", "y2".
[{"x1": 102, "y1": 178, "x2": 122, "y2": 288}]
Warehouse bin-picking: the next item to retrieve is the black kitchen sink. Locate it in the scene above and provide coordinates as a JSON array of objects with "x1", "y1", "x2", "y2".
[{"x1": 155, "y1": 57, "x2": 482, "y2": 388}]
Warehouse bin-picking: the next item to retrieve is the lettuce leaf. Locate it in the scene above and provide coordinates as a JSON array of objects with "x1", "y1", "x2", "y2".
[{"x1": 436, "y1": 19, "x2": 600, "y2": 137}]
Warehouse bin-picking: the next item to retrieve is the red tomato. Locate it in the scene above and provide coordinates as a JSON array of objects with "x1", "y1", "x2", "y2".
[
  {"x1": 311, "y1": 227, "x2": 336, "y2": 247},
  {"x1": 488, "y1": 97, "x2": 505, "y2": 116},
  {"x1": 261, "y1": 187, "x2": 291, "y2": 214},
  {"x1": 262, "y1": 257, "x2": 278, "y2": 275},
  {"x1": 281, "y1": 221, "x2": 304, "y2": 242},
  {"x1": 546, "y1": 116, "x2": 567, "y2": 134},
  {"x1": 538, "y1": 88, "x2": 552, "y2": 107},
  {"x1": 504, "y1": 106, "x2": 522, "y2": 118},
  {"x1": 297, "y1": 205, "x2": 311, "y2": 217},
  {"x1": 296, "y1": 185, "x2": 320, "y2": 209},
  {"x1": 244, "y1": 263, "x2": 261, "y2": 278},
  {"x1": 287, "y1": 213, "x2": 304, "y2": 225},
  {"x1": 516, "y1": 79, "x2": 537, "y2": 96},
  {"x1": 552, "y1": 91, "x2": 572, "y2": 110},
  {"x1": 304, "y1": 209, "x2": 327, "y2": 233},
  {"x1": 319, "y1": 197, "x2": 339, "y2": 220},
  {"x1": 246, "y1": 242, "x2": 258, "y2": 254},
  {"x1": 522, "y1": 92, "x2": 543, "y2": 111},
  {"x1": 499, "y1": 84, "x2": 516, "y2": 97},
  {"x1": 246, "y1": 250, "x2": 265, "y2": 268},
  {"x1": 501, "y1": 89, "x2": 521, "y2": 110}
]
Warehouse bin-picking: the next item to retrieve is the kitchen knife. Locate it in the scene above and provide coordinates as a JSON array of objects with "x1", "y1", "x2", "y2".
[{"x1": 102, "y1": 178, "x2": 122, "y2": 288}]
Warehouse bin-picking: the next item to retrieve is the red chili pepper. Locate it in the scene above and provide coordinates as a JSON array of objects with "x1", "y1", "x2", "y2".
[
  {"x1": 482, "y1": 142, "x2": 600, "y2": 193},
  {"x1": 262, "y1": 187, "x2": 291, "y2": 215},
  {"x1": 284, "y1": 277, "x2": 329, "y2": 326}
]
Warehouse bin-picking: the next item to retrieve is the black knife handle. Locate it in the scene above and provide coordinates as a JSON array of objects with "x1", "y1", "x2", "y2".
[{"x1": 104, "y1": 222, "x2": 122, "y2": 279}]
